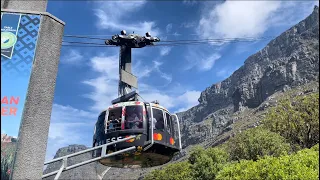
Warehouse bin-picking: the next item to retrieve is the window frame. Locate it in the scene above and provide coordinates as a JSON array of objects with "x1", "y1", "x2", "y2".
[
  {"x1": 165, "y1": 112, "x2": 174, "y2": 136},
  {"x1": 151, "y1": 107, "x2": 165, "y2": 131},
  {"x1": 123, "y1": 105, "x2": 145, "y2": 130},
  {"x1": 105, "y1": 107, "x2": 123, "y2": 132}
]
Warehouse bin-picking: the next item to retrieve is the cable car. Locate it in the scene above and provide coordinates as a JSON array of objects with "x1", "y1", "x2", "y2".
[
  {"x1": 92, "y1": 92, "x2": 181, "y2": 168},
  {"x1": 93, "y1": 30, "x2": 180, "y2": 168}
]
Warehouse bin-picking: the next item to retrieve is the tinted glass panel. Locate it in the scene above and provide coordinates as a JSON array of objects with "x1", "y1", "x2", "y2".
[
  {"x1": 165, "y1": 113, "x2": 171, "y2": 134},
  {"x1": 125, "y1": 105, "x2": 143, "y2": 129},
  {"x1": 153, "y1": 108, "x2": 164, "y2": 131},
  {"x1": 107, "y1": 107, "x2": 122, "y2": 132},
  {"x1": 96, "y1": 111, "x2": 106, "y2": 135}
]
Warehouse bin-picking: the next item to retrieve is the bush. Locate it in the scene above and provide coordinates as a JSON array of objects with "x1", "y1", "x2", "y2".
[
  {"x1": 143, "y1": 161, "x2": 193, "y2": 180},
  {"x1": 223, "y1": 127, "x2": 291, "y2": 161},
  {"x1": 144, "y1": 146, "x2": 229, "y2": 180},
  {"x1": 216, "y1": 147, "x2": 319, "y2": 180},
  {"x1": 311, "y1": 143, "x2": 319, "y2": 151},
  {"x1": 263, "y1": 93, "x2": 319, "y2": 149},
  {"x1": 188, "y1": 146, "x2": 229, "y2": 180},
  {"x1": 1, "y1": 142, "x2": 16, "y2": 180}
]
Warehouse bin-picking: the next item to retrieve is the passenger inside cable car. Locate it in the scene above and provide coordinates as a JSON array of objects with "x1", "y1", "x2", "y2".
[
  {"x1": 106, "y1": 111, "x2": 121, "y2": 132},
  {"x1": 124, "y1": 106, "x2": 143, "y2": 129}
]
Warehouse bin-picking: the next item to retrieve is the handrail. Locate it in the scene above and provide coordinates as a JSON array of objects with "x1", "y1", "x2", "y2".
[{"x1": 42, "y1": 135, "x2": 136, "y2": 179}]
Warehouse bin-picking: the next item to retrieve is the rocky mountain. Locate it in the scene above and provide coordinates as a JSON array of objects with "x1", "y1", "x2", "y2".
[
  {"x1": 43, "y1": 6, "x2": 319, "y2": 180},
  {"x1": 177, "y1": 5, "x2": 319, "y2": 147}
]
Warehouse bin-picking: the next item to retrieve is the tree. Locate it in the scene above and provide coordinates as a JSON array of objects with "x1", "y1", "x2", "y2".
[
  {"x1": 216, "y1": 144, "x2": 319, "y2": 180},
  {"x1": 143, "y1": 161, "x2": 193, "y2": 180},
  {"x1": 188, "y1": 146, "x2": 229, "y2": 180},
  {"x1": 263, "y1": 93, "x2": 319, "y2": 149},
  {"x1": 223, "y1": 127, "x2": 291, "y2": 161}
]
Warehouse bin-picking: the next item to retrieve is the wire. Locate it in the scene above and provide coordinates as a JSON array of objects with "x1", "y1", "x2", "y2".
[
  {"x1": 153, "y1": 38, "x2": 270, "y2": 46},
  {"x1": 61, "y1": 36, "x2": 273, "y2": 48},
  {"x1": 160, "y1": 36, "x2": 274, "y2": 43},
  {"x1": 63, "y1": 35, "x2": 108, "y2": 40},
  {"x1": 62, "y1": 40, "x2": 106, "y2": 45},
  {"x1": 63, "y1": 34, "x2": 275, "y2": 44},
  {"x1": 62, "y1": 44, "x2": 116, "y2": 47},
  {"x1": 137, "y1": 93, "x2": 146, "y2": 102}
]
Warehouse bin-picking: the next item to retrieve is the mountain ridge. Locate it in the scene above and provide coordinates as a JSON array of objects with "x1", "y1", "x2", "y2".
[{"x1": 177, "y1": 5, "x2": 319, "y2": 147}]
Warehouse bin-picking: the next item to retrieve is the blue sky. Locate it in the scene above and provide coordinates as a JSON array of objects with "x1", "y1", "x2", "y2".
[{"x1": 37, "y1": 0, "x2": 319, "y2": 161}]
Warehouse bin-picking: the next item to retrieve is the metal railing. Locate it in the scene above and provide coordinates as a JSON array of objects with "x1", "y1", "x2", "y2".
[{"x1": 42, "y1": 135, "x2": 136, "y2": 180}]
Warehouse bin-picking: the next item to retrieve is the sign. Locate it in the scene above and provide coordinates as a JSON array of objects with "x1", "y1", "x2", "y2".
[
  {"x1": 1, "y1": 12, "x2": 41, "y2": 180},
  {"x1": 120, "y1": 69, "x2": 138, "y2": 88}
]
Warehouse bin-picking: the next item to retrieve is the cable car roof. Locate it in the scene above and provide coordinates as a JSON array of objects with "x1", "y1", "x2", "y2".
[{"x1": 100, "y1": 101, "x2": 170, "y2": 114}]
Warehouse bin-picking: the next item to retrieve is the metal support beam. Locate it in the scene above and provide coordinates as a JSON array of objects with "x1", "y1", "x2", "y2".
[{"x1": 119, "y1": 45, "x2": 132, "y2": 97}]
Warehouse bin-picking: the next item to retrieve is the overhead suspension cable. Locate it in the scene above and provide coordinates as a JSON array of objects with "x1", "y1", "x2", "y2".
[
  {"x1": 63, "y1": 34, "x2": 275, "y2": 43},
  {"x1": 63, "y1": 35, "x2": 108, "y2": 40},
  {"x1": 62, "y1": 37, "x2": 272, "y2": 47}
]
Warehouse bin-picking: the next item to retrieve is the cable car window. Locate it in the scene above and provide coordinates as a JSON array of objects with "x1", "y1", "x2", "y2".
[
  {"x1": 125, "y1": 105, "x2": 143, "y2": 129},
  {"x1": 107, "y1": 107, "x2": 122, "y2": 132},
  {"x1": 147, "y1": 106, "x2": 156, "y2": 129},
  {"x1": 97, "y1": 111, "x2": 106, "y2": 134},
  {"x1": 165, "y1": 113, "x2": 174, "y2": 136},
  {"x1": 171, "y1": 115, "x2": 179, "y2": 140},
  {"x1": 153, "y1": 108, "x2": 164, "y2": 131}
]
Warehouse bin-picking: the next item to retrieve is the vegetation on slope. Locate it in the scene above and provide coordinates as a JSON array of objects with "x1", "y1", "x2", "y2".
[
  {"x1": 262, "y1": 92, "x2": 319, "y2": 149},
  {"x1": 144, "y1": 92, "x2": 319, "y2": 180}
]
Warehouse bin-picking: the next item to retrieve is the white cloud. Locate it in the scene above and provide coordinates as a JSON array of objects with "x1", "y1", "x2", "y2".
[
  {"x1": 82, "y1": 52, "x2": 199, "y2": 114},
  {"x1": 82, "y1": 55, "x2": 119, "y2": 112},
  {"x1": 183, "y1": 0, "x2": 198, "y2": 6},
  {"x1": 166, "y1": 23, "x2": 173, "y2": 33},
  {"x1": 216, "y1": 66, "x2": 239, "y2": 79},
  {"x1": 184, "y1": 46, "x2": 221, "y2": 71},
  {"x1": 46, "y1": 104, "x2": 96, "y2": 161},
  {"x1": 89, "y1": 55, "x2": 119, "y2": 80},
  {"x1": 60, "y1": 50, "x2": 84, "y2": 65},
  {"x1": 140, "y1": 90, "x2": 201, "y2": 113},
  {"x1": 201, "y1": 53, "x2": 221, "y2": 71},
  {"x1": 94, "y1": 1, "x2": 160, "y2": 36},
  {"x1": 197, "y1": 1, "x2": 319, "y2": 42},
  {"x1": 83, "y1": 54, "x2": 173, "y2": 112},
  {"x1": 198, "y1": 1, "x2": 282, "y2": 40},
  {"x1": 50, "y1": 104, "x2": 96, "y2": 123},
  {"x1": 180, "y1": 22, "x2": 196, "y2": 28},
  {"x1": 159, "y1": 47, "x2": 172, "y2": 56}
]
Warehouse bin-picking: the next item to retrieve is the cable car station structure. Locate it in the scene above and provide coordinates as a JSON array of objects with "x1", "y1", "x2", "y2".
[{"x1": 42, "y1": 31, "x2": 182, "y2": 180}]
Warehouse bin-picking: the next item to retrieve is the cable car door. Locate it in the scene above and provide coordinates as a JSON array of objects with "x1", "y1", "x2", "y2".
[
  {"x1": 149, "y1": 106, "x2": 166, "y2": 145},
  {"x1": 171, "y1": 114, "x2": 182, "y2": 150},
  {"x1": 164, "y1": 112, "x2": 174, "y2": 147}
]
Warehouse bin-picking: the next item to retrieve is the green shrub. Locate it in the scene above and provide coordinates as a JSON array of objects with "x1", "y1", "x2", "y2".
[
  {"x1": 188, "y1": 146, "x2": 229, "y2": 180},
  {"x1": 1, "y1": 142, "x2": 16, "y2": 180},
  {"x1": 263, "y1": 93, "x2": 319, "y2": 149},
  {"x1": 143, "y1": 161, "x2": 193, "y2": 180},
  {"x1": 144, "y1": 146, "x2": 229, "y2": 180},
  {"x1": 311, "y1": 143, "x2": 319, "y2": 151},
  {"x1": 224, "y1": 127, "x2": 291, "y2": 161},
  {"x1": 216, "y1": 147, "x2": 319, "y2": 180}
]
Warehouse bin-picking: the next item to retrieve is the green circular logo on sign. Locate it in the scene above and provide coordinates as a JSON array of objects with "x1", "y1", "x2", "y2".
[{"x1": 1, "y1": 32, "x2": 17, "y2": 49}]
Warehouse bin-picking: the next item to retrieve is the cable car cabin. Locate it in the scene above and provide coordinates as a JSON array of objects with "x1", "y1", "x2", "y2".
[{"x1": 92, "y1": 101, "x2": 182, "y2": 168}]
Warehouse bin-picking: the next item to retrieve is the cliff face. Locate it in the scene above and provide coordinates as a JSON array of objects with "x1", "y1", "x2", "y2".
[{"x1": 177, "y1": 6, "x2": 319, "y2": 147}]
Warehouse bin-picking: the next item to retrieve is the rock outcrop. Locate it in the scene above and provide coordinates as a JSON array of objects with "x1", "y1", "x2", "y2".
[{"x1": 177, "y1": 5, "x2": 319, "y2": 147}]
